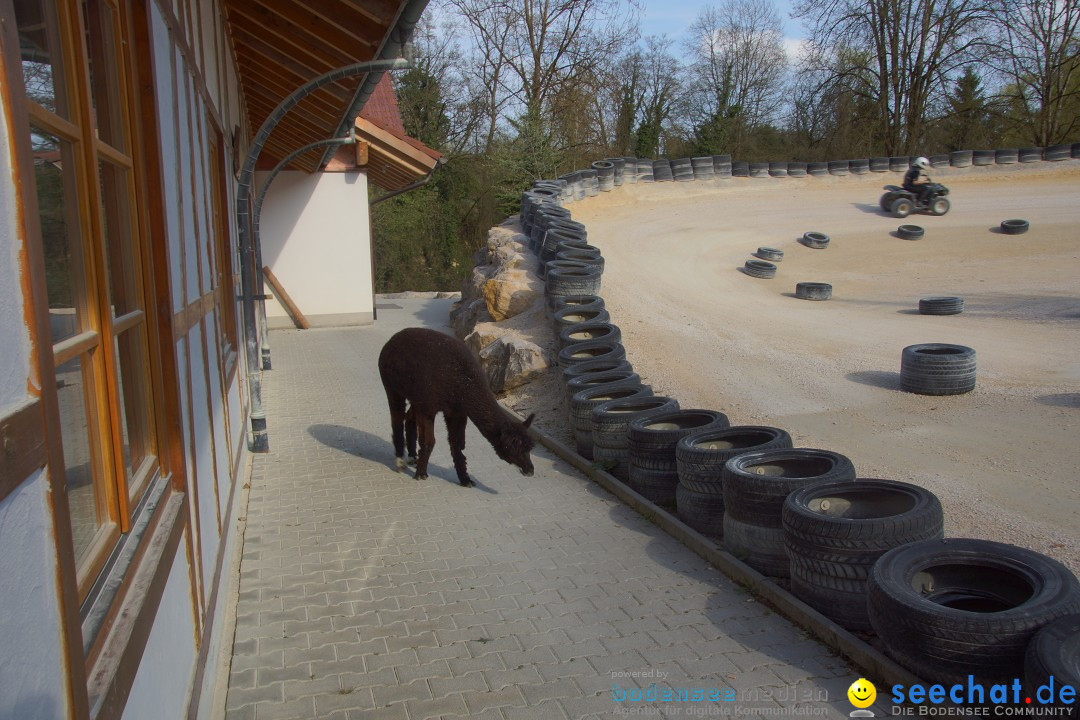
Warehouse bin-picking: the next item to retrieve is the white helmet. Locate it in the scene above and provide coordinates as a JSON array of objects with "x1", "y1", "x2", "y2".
[{"x1": 914, "y1": 156, "x2": 930, "y2": 169}]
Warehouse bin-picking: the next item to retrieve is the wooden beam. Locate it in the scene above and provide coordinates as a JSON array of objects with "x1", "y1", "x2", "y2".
[
  {"x1": 0, "y1": 399, "x2": 47, "y2": 501},
  {"x1": 261, "y1": 267, "x2": 309, "y2": 330},
  {"x1": 355, "y1": 140, "x2": 368, "y2": 167}
]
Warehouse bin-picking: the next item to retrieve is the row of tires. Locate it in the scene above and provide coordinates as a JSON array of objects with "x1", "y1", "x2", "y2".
[
  {"x1": 523, "y1": 145, "x2": 1080, "y2": 204},
  {"x1": 517, "y1": 178, "x2": 1079, "y2": 697}
]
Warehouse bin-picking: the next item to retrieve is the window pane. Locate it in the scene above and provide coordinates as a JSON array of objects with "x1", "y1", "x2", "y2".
[
  {"x1": 14, "y1": 0, "x2": 71, "y2": 119},
  {"x1": 56, "y1": 354, "x2": 105, "y2": 564},
  {"x1": 83, "y1": 0, "x2": 126, "y2": 151},
  {"x1": 114, "y1": 327, "x2": 154, "y2": 502},
  {"x1": 99, "y1": 160, "x2": 137, "y2": 317},
  {"x1": 31, "y1": 128, "x2": 86, "y2": 344}
]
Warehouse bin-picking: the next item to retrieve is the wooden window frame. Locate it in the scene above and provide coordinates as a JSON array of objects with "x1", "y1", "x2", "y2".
[{"x1": 13, "y1": 0, "x2": 172, "y2": 603}]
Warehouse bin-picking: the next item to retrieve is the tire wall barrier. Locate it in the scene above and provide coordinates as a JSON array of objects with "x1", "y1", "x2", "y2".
[{"x1": 512, "y1": 140, "x2": 1080, "y2": 683}]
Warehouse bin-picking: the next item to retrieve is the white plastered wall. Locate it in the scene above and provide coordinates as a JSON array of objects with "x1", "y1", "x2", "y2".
[
  {"x1": 122, "y1": 530, "x2": 197, "y2": 720},
  {"x1": 257, "y1": 170, "x2": 375, "y2": 328}
]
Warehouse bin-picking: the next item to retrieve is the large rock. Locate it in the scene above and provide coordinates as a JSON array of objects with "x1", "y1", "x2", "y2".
[
  {"x1": 450, "y1": 298, "x2": 493, "y2": 340},
  {"x1": 478, "y1": 334, "x2": 549, "y2": 393},
  {"x1": 481, "y1": 269, "x2": 542, "y2": 322},
  {"x1": 453, "y1": 224, "x2": 542, "y2": 337}
]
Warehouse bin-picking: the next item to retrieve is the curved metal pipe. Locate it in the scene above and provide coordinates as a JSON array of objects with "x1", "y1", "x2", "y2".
[
  {"x1": 319, "y1": 0, "x2": 430, "y2": 167},
  {"x1": 252, "y1": 133, "x2": 358, "y2": 367},
  {"x1": 237, "y1": 57, "x2": 410, "y2": 452}
]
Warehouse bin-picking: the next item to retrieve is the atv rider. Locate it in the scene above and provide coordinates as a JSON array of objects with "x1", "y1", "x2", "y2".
[{"x1": 903, "y1": 156, "x2": 932, "y2": 205}]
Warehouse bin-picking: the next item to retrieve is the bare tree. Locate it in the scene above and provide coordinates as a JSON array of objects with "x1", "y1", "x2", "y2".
[
  {"x1": 684, "y1": 0, "x2": 788, "y2": 152},
  {"x1": 635, "y1": 35, "x2": 684, "y2": 158},
  {"x1": 449, "y1": 0, "x2": 638, "y2": 134},
  {"x1": 987, "y1": 0, "x2": 1080, "y2": 145},
  {"x1": 793, "y1": 0, "x2": 989, "y2": 153},
  {"x1": 443, "y1": 0, "x2": 518, "y2": 151}
]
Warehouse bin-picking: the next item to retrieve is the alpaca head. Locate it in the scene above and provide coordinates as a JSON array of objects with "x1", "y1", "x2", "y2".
[{"x1": 496, "y1": 413, "x2": 535, "y2": 476}]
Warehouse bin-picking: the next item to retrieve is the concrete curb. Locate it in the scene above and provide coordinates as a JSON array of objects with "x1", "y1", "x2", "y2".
[{"x1": 505, "y1": 404, "x2": 924, "y2": 691}]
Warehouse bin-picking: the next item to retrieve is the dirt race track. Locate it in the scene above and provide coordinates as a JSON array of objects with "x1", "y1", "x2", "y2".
[{"x1": 556, "y1": 161, "x2": 1080, "y2": 572}]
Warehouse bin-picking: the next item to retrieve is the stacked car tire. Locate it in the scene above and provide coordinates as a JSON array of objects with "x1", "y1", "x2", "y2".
[{"x1": 513, "y1": 162, "x2": 1080, "y2": 686}]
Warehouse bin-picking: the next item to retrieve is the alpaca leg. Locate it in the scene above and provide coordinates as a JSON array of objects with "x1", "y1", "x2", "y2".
[
  {"x1": 414, "y1": 411, "x2": 436, "y2": 480},
  {"x1": 445, "y1": 413, "x2": 473, "y2": 487},
  {"x1": 386, "y1": 391, "x2": 407, "y2": 471},
  {"x1": 405, "y1": 406, "x2": 418, "y2": 465}
]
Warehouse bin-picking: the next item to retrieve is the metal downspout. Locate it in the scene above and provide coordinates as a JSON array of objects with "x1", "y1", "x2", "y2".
[
  {"x1": 252, "y1": 133, "x2": 358, "y2": 370},
  {"x1": 237, "y1": 58, "x2": 410, "y2": 452}
]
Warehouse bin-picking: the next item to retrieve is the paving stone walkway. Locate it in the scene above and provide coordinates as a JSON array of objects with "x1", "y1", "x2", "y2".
[{"x1": 223, "y1": 297, "x2": 881, "y2": 720}]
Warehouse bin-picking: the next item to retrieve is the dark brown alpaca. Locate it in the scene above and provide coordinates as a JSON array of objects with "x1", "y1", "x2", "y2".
[{"x1": 378, "y1": 328, "x2": 535, "y2": 487}]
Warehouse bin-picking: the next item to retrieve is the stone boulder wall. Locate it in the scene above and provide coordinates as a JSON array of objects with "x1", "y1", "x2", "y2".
[{"x1": 451, "y1": 221, "x2": 553, "y2": 394}]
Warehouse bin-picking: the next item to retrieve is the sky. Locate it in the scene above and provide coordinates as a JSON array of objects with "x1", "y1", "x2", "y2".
[{"x1": 637, "y1": 0, "x2": 808, "y2": 59}]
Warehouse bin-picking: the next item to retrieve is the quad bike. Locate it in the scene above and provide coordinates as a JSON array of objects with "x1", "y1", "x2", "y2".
[{"x1": 879, "y1": 183, "x2": 950, "y2": 218}]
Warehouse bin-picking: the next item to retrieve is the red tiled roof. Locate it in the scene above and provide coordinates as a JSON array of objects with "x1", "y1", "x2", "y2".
[{"x1": 359, "y1": 75, "x2": 406, "y2": 136}]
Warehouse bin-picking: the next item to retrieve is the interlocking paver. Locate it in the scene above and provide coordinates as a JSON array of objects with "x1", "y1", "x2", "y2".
[{"x1": 221, "y1": 298, "x2": 867, "y2": 720}]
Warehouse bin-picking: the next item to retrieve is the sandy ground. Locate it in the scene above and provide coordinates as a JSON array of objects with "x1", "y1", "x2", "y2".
[{"x1": 507, "y1": 161, "x2": 1080, "y2": 573}]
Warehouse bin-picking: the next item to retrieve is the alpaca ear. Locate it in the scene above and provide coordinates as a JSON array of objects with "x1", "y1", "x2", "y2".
[{"x1": 523, "y1": 413, "x2": 535, "y2": 429}]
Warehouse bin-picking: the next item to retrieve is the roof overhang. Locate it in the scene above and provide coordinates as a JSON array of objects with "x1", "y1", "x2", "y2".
[
  {"x1": 353, "y1": 116, "x2": 443, "y2": 191},
  {"x1": 222, "y1": 0, "x2": 425, "y2": 172}
]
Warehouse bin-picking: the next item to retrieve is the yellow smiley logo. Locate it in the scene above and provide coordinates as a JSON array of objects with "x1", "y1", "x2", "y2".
[{"x1": 847, "y1": 678, "x2": 877, "y2": 709}]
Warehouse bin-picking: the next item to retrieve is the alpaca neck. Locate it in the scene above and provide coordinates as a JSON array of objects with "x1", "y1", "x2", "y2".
[{"x1": 466, "y1": 392, "x2": 513, "y2": 444}]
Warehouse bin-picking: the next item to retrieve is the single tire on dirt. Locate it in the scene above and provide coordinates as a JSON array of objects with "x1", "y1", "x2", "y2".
[
  {"x1": 1024, "y1": 614, "x2": 1080, "y2": 705},
  {"x1": 795, "y1": 282, "x2": 832, "y2": 301},
  {"x1": 918, "y1": 296, "x2": 964, "y2": 315},
  {"x1": 1001, "y1": 219, "x2": 1030, "y2": 235},
  {"x1": 592, "y1": 396, "x2": 681, "y2": 480},
  {"x1": 897, "y1": 224, "x2": 924, "y2": 240},
  {"x1": 744, "y1": 260, "x2": 777, "y2": 279},
  {"x1": 900, "y1": 343, "x2": 976, "y2": 396},
  {"x1": 676, "y1": 426, "x2": 793, "y2": 495},
  {"x1": 891, "y1": 197, "x2": 913, "y2": 218},
  {"x1": 802, "y1": 231, "x2": 830, "y2": 248},
  {"x1": 868, "y1": 538, "x2": 1080, "y2": 685},
  {"x1": 783, "y1": 478, "x2": 945, "y2": 631},
  {"x1": 677, "y1": 484, "x2": 727, "y2": 538},
  {"x1": 570, "y1": 384, "x2": 652, "y2": 459},
  {"x1": 723, "y1": 448, "x2": 857, "y2": 578},
  {"x1": 755, "y1": 247, "x2": 784, "y2": 261},
  {"x1": 628, "y1": 410, "x2": 730, "y2": 506}
]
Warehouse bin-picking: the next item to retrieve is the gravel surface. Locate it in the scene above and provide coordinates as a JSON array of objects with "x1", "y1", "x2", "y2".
[{"x1": 504, "y1": 161, "x2": 1080, "y2": 573}]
